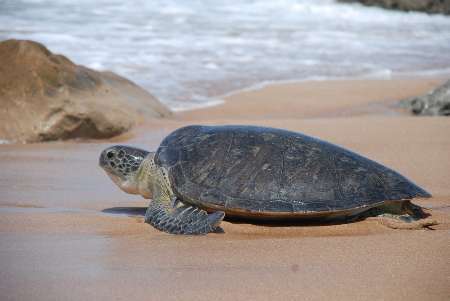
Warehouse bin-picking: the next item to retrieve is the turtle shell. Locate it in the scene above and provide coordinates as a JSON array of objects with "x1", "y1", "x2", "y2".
[{"x1": 155, "y1": 125, "x2": 430, "y2": 219}]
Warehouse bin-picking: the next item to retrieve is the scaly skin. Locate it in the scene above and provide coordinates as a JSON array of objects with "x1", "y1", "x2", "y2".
[{"x1": 134, "y1": 154, "x2": 225, "y2": 235}]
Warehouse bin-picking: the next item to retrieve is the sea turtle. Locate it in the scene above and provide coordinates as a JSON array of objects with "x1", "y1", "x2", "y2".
[{"x1": 99, "y1": 125, "x2": 436, "y2": 235}]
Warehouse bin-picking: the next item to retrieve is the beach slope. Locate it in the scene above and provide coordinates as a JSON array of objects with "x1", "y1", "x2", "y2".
[{"x1": 0, "y1": 79, "x2": 449, "y2": 301}]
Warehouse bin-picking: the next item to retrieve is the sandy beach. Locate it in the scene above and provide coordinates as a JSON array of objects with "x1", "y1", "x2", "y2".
[{"x1": 1, "y1": 78, "x2": 449, "y2": 301}]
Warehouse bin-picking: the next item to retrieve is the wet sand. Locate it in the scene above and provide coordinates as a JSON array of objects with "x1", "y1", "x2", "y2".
[{"x1": 1, "y1": 79, "x2": 449, "y2": 300}]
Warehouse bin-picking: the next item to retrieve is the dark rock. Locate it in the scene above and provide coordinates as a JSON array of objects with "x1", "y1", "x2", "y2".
[
  {"x1": 338, "y1": 0, "x2": 450, "y2": 15},
  {"x1": 0, "y1": 39, "x2": 171, "y2": 143},
  {"x1": 401, "y1": 80, "x2": 450, "y2": 116}
]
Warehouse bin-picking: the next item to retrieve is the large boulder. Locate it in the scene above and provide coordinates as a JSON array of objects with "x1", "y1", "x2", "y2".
[
  {"x1": 338, "y1": 0, "x2": 450, "y2": 14},
  {"x1": 0, "y1": 39, "x2": 171, "y2": 143},
  {"x1": 401, "y1": 80, "x2": 450, "y2": 116}
]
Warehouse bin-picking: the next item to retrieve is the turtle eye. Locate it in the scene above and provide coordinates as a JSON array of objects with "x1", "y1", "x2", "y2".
[{"x1": 106, "y1": 151, "x2": 115, "y2": 159}]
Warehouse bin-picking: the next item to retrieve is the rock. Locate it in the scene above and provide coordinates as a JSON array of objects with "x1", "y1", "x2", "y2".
[
  {"x1": 401, "y1": 80, "x2": 450, "y2": 116},
  {"x1": 338, "y1": 0, "x2": 450, "y2": 15},
  {"x1": 0, "y1": 39, "x2": 171, "y2": 143}
]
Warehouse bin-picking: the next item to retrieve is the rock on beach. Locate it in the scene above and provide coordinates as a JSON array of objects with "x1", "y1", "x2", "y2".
[
  {"x1": 402, "y1": 79, "x2": 450, "y2": 116},
  {"x1": 339, "y1": 0, "x2": 450, "y2": 14},
  {"x1": 0, "y1": 39, "x2": 171, "y2": 143}
]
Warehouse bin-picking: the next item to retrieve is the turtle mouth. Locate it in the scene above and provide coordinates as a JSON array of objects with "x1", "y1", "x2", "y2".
[
  {"x1": 105, "y1": 171, "x2": 139, "y2": 195},
  {"x1": 105, "y1": 172, "x2": 122, "y2": 186}
]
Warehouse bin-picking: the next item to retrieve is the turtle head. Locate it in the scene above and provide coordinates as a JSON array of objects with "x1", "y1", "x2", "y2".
[{"x1": 99, "y1": 145, "x2": 151, "y2": 196}]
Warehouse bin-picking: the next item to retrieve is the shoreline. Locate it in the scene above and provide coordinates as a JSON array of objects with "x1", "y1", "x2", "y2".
[
  {"x1": 177, "y1": 77, "x2": 444, "y2": 121},
  {"x1": 174, "y1": 73, "x2": 450, "y2": 113}
]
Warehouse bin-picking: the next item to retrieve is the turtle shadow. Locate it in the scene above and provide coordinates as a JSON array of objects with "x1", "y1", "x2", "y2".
[
  {"x1": 101, "y1": 207, "x2": 360, "y2": 227},
  {"x1": 102, "y1": 207, "x2": 147, "y2": 216},
  {"x1": 223, "y1": 216, "x2": 359, "y2": 227}
]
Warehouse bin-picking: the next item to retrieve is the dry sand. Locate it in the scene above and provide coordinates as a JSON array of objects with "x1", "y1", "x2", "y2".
[{"x1": 1, "y1": 78, "x2": 449, "y2": 301}]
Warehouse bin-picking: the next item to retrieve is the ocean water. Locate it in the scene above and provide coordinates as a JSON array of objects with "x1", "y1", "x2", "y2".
[{"x1": 1, "y1": 0, "x2": 450, "y2": 111}]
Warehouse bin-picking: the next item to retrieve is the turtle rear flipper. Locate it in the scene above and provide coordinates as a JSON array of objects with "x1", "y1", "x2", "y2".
[
  {"x1": 145, "y1": 201, "x2": 225, "y2": 235},
  {"x1": 364, "y1": 200, "x2": 438, "y2": 230},
  {"x1": 377, "y1": 214, "x2": 437, "y2": 230}
]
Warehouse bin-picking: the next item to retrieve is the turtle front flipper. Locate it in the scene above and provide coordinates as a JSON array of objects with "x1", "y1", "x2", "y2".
[
  {"x1": 145, "y1": 201, "x2": 225, "y2": 235},
  {"x1": 137, "y1": 155, "x2": 224, "y2": 234}
]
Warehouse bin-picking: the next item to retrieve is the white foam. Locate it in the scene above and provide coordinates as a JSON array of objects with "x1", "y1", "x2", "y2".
[
  {"x1": 396, "y1": 67, "x2": 450, "y2": 78},
  {"x1": 168, "y1": 97, "x2": 225, "y2": 112}
]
